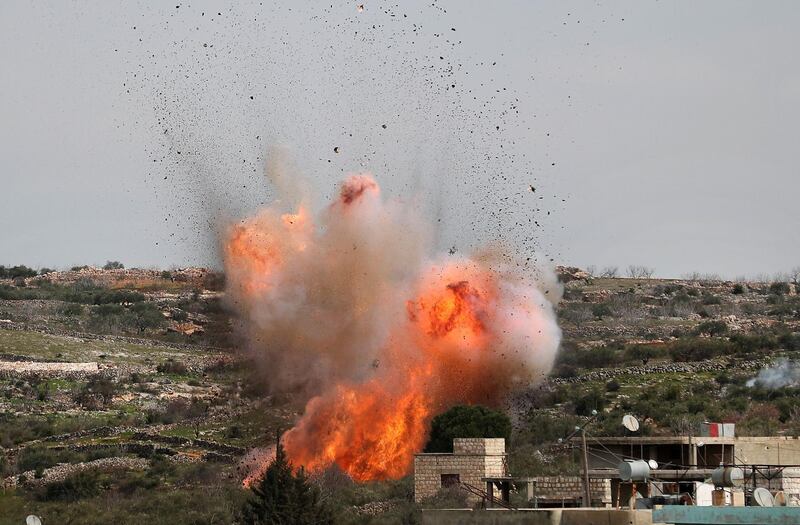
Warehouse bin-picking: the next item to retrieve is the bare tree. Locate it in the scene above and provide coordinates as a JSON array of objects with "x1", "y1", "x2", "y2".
[
  {"x1": 627, "y1": 265, "x2": 655, "y2": 279},
  {"x1": 585, "y1": 265, "x2": 597, "y2": 277},
  {"x1": 787, "y1": 267, "x2": 800, "y2": 285},
  {"x1": 599, "y1": 266, "x2": 619, "y2": 278}
]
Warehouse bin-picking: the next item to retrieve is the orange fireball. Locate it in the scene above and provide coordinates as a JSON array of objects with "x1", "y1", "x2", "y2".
[{"x1": 225, "y1": 173, "x2": 561, "y2": 483}]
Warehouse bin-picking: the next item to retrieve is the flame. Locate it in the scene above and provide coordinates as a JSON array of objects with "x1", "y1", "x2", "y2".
[{"x1": 225, "y1": 173, "x2": 561, "y2": 483}]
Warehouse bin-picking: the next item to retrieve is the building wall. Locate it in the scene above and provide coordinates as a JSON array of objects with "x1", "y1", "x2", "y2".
[
  {"x1": 414, "y1": 438, "x2": 507, "y2": 504},
  {"x1": 735, "y1": 438, "x2": 800, "y2": 465},
  {"x1": 528, "y1": 476, "x2": 612, "y2": 505}
]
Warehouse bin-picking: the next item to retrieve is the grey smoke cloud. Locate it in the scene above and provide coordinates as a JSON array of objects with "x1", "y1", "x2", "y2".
[{"x1": 746, "y1": 359, "x2": 800, "y2": 389}]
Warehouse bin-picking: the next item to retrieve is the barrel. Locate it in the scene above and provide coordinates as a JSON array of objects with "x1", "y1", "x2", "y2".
[
  {"x1": 619, "y1": 460, "x2": 650, "y2": 481},
  {"x1": 712, "y1": 467, "x2": 744, "y2": 487}
]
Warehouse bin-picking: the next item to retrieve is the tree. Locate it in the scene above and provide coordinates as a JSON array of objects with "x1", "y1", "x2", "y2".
[
  {"x1": 599, "y1": 266, "x2": 618, "y2": 278},
  {"x1": 243, "y1": 439, "x2": 333, "y2": 525},
  {"x1": 103, "y1": 261, "x2": 125, "y2": 270},
  {"x1": 131, "y1": 302, "x2": 165, "y2": 333},
  {"x1": 627, "y1": 265, "x2": 654, "y2": 279},
  {"x1": 0, "y1": 265, "x2": 37, "y2": 279},
  {"x1": 424, "y1": 405, "x2": 512, "y2": 453}
]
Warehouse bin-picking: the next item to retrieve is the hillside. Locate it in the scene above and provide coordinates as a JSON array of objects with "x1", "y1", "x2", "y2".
[{"x1": 0, "y1": 265, "x2": 798, "y2": 522}]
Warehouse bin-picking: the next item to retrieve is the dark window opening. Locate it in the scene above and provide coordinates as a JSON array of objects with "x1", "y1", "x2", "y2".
[{"x1": 441, "y1": 474, "x2": 460, "y2": 487}]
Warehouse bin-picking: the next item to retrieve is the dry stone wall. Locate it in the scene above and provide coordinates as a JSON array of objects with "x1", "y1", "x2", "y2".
[{"x1": 529, "y1": 476, "x2": 611, "y2": 504}]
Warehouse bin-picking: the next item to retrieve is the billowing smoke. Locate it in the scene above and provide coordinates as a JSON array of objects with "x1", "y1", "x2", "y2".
[
  {"x1": 224, "y1": 163, "x2": 561, "y2": 481},
  {"x1": 746, "y1": 359, "x2": 800, "y2": 389}
]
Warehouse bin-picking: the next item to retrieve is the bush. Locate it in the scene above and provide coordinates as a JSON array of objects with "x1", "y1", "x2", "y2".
[
  {"x1": 519, "y1": 412, "x2": 579, "y2": 445},
  {"x1": 147, "y1": 397, "x2": 207, "y2": 425},
  {"x1": 574, "y1": 388, "x2": 606, "y2": 416},
  {"x1": 622, "y1": 344, "x2": 662, "y2": 365},
  {"x1": 103, "y1": 261, "x2": 125, "y2": 270},
  {"x1": 770, "y1": 282, "x2": 791, "y2": 296},
  {"x1": 424, "y1": 405, "x2": 512, "y2": 453},
  {"x1": 732, "y1": 284, "x2": 745, "y2": 295},
  {"x1": 61, "y1": 302, "x2": 84, "y2": 316},
  {"x1": 695, "y1": 320, "x2": 728, "y2": 337},
  {"x1": 93, "y1": 289, "x2": 145, "y2": 305},
  {"x1": 39, "y1": 469, "x2": 105, "y2": 501},
  {"x1": 131, "y1": 302, "x2": 165, "y2": 332},
  {"x1": 157, "y1": 359, "x2": 188, "y2": 374},
  {"x1": 605, "y1": 379, "x2": 621, "y2": 392},
  {"x1": 16, "y1": 446, "x2": 60, "y2": 473},
  {"x1": 0, "y1": 265, "x2": 38, "y2": 279},
  {"x1": 668, "y1": 338, "x2": 733, "y2": 362},
  {"x1": 554, "y1": 345, "x2": 618, "y2": 372},
  {"x1": 73, "y1": 378, "x2": 118, "y2": 409}
]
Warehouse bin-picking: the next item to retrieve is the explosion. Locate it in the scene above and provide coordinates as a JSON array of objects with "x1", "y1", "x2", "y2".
[{"x1": 225, "y1": 170, "x2": 561, "y2": 482}]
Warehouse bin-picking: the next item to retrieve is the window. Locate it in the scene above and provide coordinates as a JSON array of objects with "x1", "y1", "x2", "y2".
[{"x1": 441, "y1": 474, "x2": 460, "y2": 487}]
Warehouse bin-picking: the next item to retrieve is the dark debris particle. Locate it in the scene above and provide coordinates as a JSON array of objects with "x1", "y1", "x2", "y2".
[
  {"x1": 333, "y1": 146, "x2": 340, "y2": 153},
  {"x1": 381, "y1": 124, "x2": 387, "y2": 129}
]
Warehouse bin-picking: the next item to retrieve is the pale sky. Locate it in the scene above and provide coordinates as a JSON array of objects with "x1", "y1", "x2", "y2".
[{"x1": 1, "y1": 1, "x2": 798, "y2": 278}]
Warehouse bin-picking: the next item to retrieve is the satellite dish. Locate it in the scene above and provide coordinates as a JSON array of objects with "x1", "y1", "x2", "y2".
[
  {"x1": 26, "y1": 516, "x2": 42, "y2": 525},
  {"x1": 648, "y1": 459, "x2": 659, "y2": 470},
  {"x1": 622, "y1": 415, "x2": 640, "y2": 432},
  {"x1": 753, "y1": 487, "x2": 775, "y2": 507}
]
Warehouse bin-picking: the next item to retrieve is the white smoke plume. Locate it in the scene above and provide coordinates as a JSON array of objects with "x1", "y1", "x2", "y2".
[{"x1": 746, "y1": 359, "x2": 800, "y2": 389}]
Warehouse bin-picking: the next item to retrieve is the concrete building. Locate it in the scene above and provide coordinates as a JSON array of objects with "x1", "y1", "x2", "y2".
[{"x1": 580, "y1": 435, "x2": 800, "y2": 506}]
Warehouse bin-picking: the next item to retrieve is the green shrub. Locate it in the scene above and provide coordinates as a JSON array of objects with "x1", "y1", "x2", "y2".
[
  {"x1": 424, "y1": 405, "x2": 511, "y2": 453},
  {"x1": 592, "y1": 303, "x2": 613, "y2": 319},
  {"x1": 94, "y1": 289, "x2": 146, "y2": 304},
  {"x1": 157, "y1": 359, "x2": 188, "y2": 374},
  {"x1": 732, "y1": 284, "x2": 745, "y2": 294},
  {"x1": 519, "y1": 412, "x2": 579, "y2": 445},
  {"x1": 61, "y1": 302, "x2": 84, "y2": 316},
  {"x1": 668, "y1": 338, "x2": 733, "y2": 362},
  {"x1": 574, "y1": 388, "x2": 606, "y2": 416},
  {"x1": 770, "y1": 282, "x2": 791, "y2": 295},
  {"x1": 73, "y1": 378, "x2": 118, "y2": 409},
  {"x1": 103, "y1": 261, "x2": 125, "y2": 270},
  {"x1": 39, "y1": 469, "x2": 105, "y2": 501},
  {"x1": 554, "y1": 345, "x2": 618, "y2": 371},
  {"x1": 696, "y1": 320, "x2": 728, "y2": 337},
  {"x1": 0, "y1": 265, "x2": 38, "y2": 279},
  {"x1": 622, "y1": 344, "x2": 662, "y2": 364},
  {"x1": 16, "y1": 446, "x2": 60, "y2": 473}
]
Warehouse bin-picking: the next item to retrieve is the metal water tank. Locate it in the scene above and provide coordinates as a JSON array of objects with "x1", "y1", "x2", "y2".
[
  {"x1": 712, "y1": 466, "x2": 744, "y2": 487},
  {"x1": 619, "y1": 460, "x2": 650, "y2": 481}
]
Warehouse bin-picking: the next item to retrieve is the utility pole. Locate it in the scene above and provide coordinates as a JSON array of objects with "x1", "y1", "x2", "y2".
[{"x1": 581, "y1": 427, "x2": 591, "y2": 508}]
